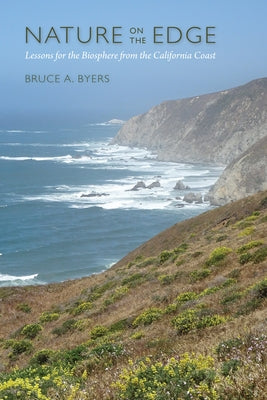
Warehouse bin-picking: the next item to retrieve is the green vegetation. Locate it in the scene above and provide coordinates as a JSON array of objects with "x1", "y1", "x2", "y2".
[
  {"x1": 113, "y1": 353, "x2": 219, "y2": 400},
  {"x1": 71, "y1": 301, "x2": 93, "y2": 315},
  {"x1": 4, "y1": 339, "x2": 33, "y2": 358},
  {"x1": 238, "y1": 226, "x2": 255, "y2": 237},
  {"x1": 122, "y1": 273, "x2": 144, "y2": 287},
  {"x1": 190, "y1": 268, "x2": 211, "y2": 282},
  {"x1": 16, "y1": 303, "x2": 31, "y2": 313},
  {"x1": 205, "y1": 247, "x2": 232, "y2": 266},
  {"x1": 237, "y1": 240, "x2": 264, "y2": 253},
  {"x1": 39, "y1": 311, "x2": 60, "y2": 323},
  {"x1": 133, "y1": 308, "x2": 163, "y2": 326},
  {"x1": 239, "y1": 245, "x2": 267, "y2": 265},
  {"x1": 21, "y1": 323, "x2": 42, "y2": 339},
  {"x1": 52, "y1": 319, "x2": 77, "y2": 336},
  {"x1": 157, "y1": 274, "x2": 175, "y2": 285},
  {"x1": 159, "y1": 250, "x2": 173, "y2": 264},
  {"x1": 176, "y1": 291, "x2": 198, "y2": 303},
  {"x1": 172, "y1": 308, "x2": 227, "y2": 334},
  {"x1": 90, "y1": 325, "x2": 109, "y2": 339}
]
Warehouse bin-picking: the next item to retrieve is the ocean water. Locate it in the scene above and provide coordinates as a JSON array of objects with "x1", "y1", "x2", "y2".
[{"x1": 0, "y1": 124, "x2": 223, "y2": 287}]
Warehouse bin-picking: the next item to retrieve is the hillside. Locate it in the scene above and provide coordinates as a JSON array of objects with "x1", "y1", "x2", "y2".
[
  {"x1": 0, "y1": 191, "x2": 267, "y2": 399},
  {"x1": 208, "y1": 136, "x2": 267, "y2": 205},
  {"x1": 112, "y1": 78, "x2": 267, "y2": 165}
]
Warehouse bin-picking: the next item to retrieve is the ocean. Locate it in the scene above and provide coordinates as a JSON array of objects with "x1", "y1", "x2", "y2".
[{"x1": 0, "y1": 124, "x2": 223, "y2": 287}]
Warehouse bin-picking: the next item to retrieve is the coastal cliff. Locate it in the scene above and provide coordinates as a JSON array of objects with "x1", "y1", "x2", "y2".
[
  {"x1": 208, "y1": 135, "x2": 267, "y2": 205},
  {"x1": 112, "y1": 78, "x2": 267, "y2": 165}
]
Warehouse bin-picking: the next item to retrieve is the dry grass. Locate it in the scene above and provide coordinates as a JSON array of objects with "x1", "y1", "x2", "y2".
[{"x1": 0, "y1": 190, "x2": 267, "y2": 399}]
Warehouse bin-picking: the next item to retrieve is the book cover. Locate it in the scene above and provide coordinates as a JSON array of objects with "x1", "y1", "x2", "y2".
[{"x1": 0, "y1": 1, "x2": 266, "y2": 398}]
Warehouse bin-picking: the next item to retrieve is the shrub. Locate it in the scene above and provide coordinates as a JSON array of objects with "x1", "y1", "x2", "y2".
[
  {"x1": 174, "y1": 243, "x2": 188, "y2": 254},
  {"x1": 237, "y1": 240, "x2": 264, "y2": 253},
  {"x1": 172, "y1": 309, "x2": 198, "y2": 334},
  {"x1": 252, "y1": 246, "x2": 267, "y2": 263},
  {"x1": 90, "y1": 325, "x2": 109, "y2": 340},
  {"x1": 30, "y1": 349, "x2": 57, "y2": 366},
  {"x1": 131, "y1": 331, "x2": 144, "y2": 340},
  {"x1": 87, "y1": 281, "x2": 115, "y2": 301},
  {"x1": 238, "y1": 227, "x2": 255, "y2": 237},
  {"x1": 196, "y1": 314, "x2": 228, "y2": 329},
  {"x1": 236, "y1": 298, "x2": 263, "y2": 316},
  {"x1": 0, "y1": 364, "x2": 84, "y2": 399},
  {"x1": 159, "y1": 250, "x2": 173, "y2": 264},
  {"x1": 39, "y1": 311, "x2": 60, "y2": 323},
  {"x1": 16, "y1": 303, "x2": 31, "y2": 313},
  {"x1": 216, "y1": 337, "x2": 243, "y2": 361},
  {"x1": 158, "y1": 274, "x2": 175, "y2": 285},
  {"x1": 239, "y1": 252, "x2": 253, "y2": 265},
  {"x1": 104, "y1": 286, "x2": 129, "y2": 306},
  {"x1": 133, "y1": 307, "x2": 163, "y2": 326},
  {"x1": 206, "y1": 247, "x2": 232, "y2": 266},
  {"x1": 172, "y1": 308, "x2": 227, "y2": 334},
  {"x1": 176, "y1": 291, "x2": 198, "y2": 303},
  {"x1": 164, "y1": 303, "x2": 178, "y2": 314},
  {"x1": 221, "y1": 292, "x2": 242, "y2": 305},
  {"x1": 136, "y1": 257, "x2": 157, "y2": 268},
  {"x1": 109, "y1": 318, "x2": 129, "y2": 333},
  {"x1": 227, "y1": 268, "x2": 240, "y2": 279},
  {"x1": 60, "y1": 344, "x2": 88, "y2": 365},
  {"x1": 91, "y1": 342, "x2": 125, "y2": 358},
  {"x1": 252, "y1": 278, "x2": 267, "y2": 299},
  {"x1": 122, "y1": 273, "x2": 144, "y2": 287},
  {"x1": 190, "y1": 268, "x2": 211, "y2": 282},
  {"x1": 199, "y1": 286, "x2": 220, "y2": 297},
  {"x1": 221, "y1": 359, "x2": 241, "y2": 376},
  {"x1": 72, "y1": 301, "x2": 93, "y2": 315},
  {"x1": 21, "y1": 323, "x2": 42, "y2": 339},
  {"x1": 113, "y1": 353, "x2": 219, "y2": 400},
  {"x1": 52, "y1": 319, "x2": 77, "y2": 336},
  {"x1": 6, "y1": 340, "x2": 33, "y2": 359}
]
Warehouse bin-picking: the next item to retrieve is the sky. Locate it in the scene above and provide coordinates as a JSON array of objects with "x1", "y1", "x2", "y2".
[{"x1": 0, "y1": 0, "x2": 266, "y2": 128}]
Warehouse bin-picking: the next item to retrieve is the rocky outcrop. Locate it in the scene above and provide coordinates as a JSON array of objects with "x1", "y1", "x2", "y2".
[
  {"x1": 173, "y1": 180, "x2": 190, "y2": 190},
  {"x1": 129, "y1": 181, "x2": 161, "y2": 191},
  {"x1": 112, "y1": 78, "x2": 267, "y2": 165},
  {"x1": 147, "y1": 181, "x2": 161, "y2": 189},
  {"x1": 208, "y1": 136, "x2": 267, "y2": 205},
  {"x1": 183, "y1": 192, "x2": 203, "y2": 204}
]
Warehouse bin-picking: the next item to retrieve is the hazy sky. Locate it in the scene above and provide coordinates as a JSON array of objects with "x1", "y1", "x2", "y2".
[{"x1": 1, "y1": 0, "x2": 266, "y2": 128}]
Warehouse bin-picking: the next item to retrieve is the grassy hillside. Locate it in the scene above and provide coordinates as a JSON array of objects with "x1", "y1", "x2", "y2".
[{"x1": 0, "y1": 191, "x2": 267, "y2": 399}]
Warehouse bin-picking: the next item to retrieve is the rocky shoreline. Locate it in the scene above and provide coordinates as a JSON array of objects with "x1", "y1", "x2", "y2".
[{"x1": 113, "y1": 78, "x2": 267, "y2": 205}]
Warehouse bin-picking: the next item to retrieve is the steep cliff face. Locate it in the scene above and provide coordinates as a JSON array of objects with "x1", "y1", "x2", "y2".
[
  {"x1": 208, "y1": 136, "x2": 267, "y2": 205},
  {"x1": 112, "y1": 78, "x2": 267, "y2": 165}
]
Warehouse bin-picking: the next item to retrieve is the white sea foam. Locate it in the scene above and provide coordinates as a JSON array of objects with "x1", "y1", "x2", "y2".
[
  {"x1": 0, "y1": 272, "x2": 38, "y2": 282},
  {"x1": 6, "y1": 130, "x2": 26, "y2": 133},
  {"x1": 0, "y1": 155, "x2": 73, "y2": 162},
  {"x1": 87, "y1": 119, "x2": 125, "y2": 126},
  {"x1": 8, "y1": 138, "x2": 222, "y2": 211}
]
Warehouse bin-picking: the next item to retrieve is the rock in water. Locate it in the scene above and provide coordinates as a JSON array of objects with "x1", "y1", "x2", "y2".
[
  {"x1": 130, "y1": 181, "x2": 147, "y2": 191},
  {"x1": 183, "y1": 193, "x2": 203, "y2": 203},
  {"x1": 147, "y1": 181, "x2": 161, "y2": 189},
  {"x1": 173, "y1": 180, "x2": 190, "y2": 190}
]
